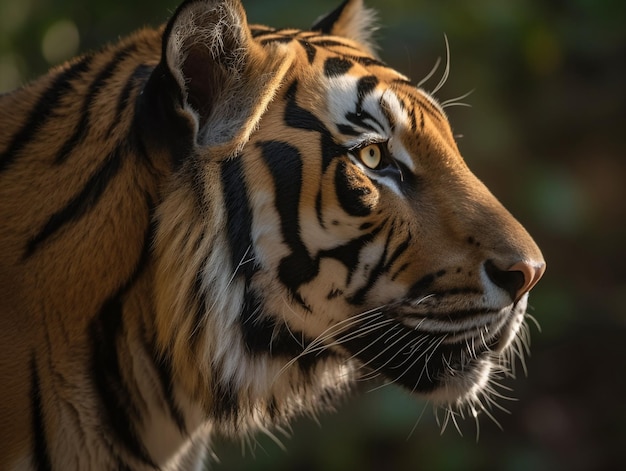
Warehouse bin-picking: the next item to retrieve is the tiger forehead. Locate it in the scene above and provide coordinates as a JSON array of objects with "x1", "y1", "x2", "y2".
[
  {"x1": 251, "y1": 25, "x2": 414, "y2": 92},
  {"x1": 253, "y1": 24, "x2": 450, "y2": 164},
  {"x1": 322, "y1": 67, "x2": 448, "y2": 137},
  {"x1": 251, "y1": 25, "x2": 390, "y2": 70}
]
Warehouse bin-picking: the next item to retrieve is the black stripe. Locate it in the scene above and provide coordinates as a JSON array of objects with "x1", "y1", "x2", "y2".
[
  {"x1": 0, "y1": 54, "x2": 93, "y2": 174},
  {"x1": 415, "y1": 92, "x2": 446, "y2": 125},
  {"x1": 418, "y1": 307, "x2": 499, "y2": 322},
  {"x1": 347, "y1": 55, "x2": 388, "y2": 68},
  {"x1": 405, "y1": 99, "x2": 419, "y2": 133},
  {"x1": 220, "y1": 156, "x2": 256, "y2": 278},
  {"x1": 391, "y1": 262, "x2": 410, "y2": 281},
  {"x1": 107, "y1": 64, "x2": 153, "y2": 138},
  {"x1": 334, "y1": 160, "x2": 373, "y2": 217},
  {"x1": 89, "y1": 214, "x2": 157, "y2": 465},
  {"x1": 319, "y1": 227, "x2": 380, "y2": 286},
  {"x1": 258, "y1": 141, "x2": 304, "y2": 252},
  {"x1": 432, "y1": 287, "x2": 482, "y2": 297},
  {"x1": 189, "y1": 256, "x2": 210, "y2": 349},
  {"x1": 250, "y1": 26, "x2": 275, "y2": 38},
  {"x1": 25, "y1": 145, "x2": 123, "y2": 258},
  {"x1": 90, "y1": 297, "x2": 157, "y2": 468},
  {"x1": 315, "y1": 191, "x2": 325, "y2": 228},
  {"x1": 324, "y1": 57, "x2": 354, "y2": 77},
  {"x1": 322, "y1": 131, "x2": 348, "y2": 172},
  {"x1": 380, "y1": 97, "x2": 397, "y2": 133},
  {"x1": 252, "y1": 27, "x2": 287, "y2": 38},
  {"x1": 83, "y1": 192, "x2": 154, "y2": 463},
  {"x1": 343, "y1": 76, "x2": 384, "y2": 134},
  {"x1": 31, "y1": 356, "x2": 52, "y2": 471},
  {"x1": 284, "y1": 80, "x2": 327, "y2": 134},
  {"x1": 150, "y1": 347, "x2": 188, "y2": 435},
  {"x1": 385, "y1": 233, "x2": 411, "y2": 270},
  {"x1": 349, "y1": 230, "x2": 410, "y2": 305},
  {"x1": 258, "y1": 140, "x2": 318, "y2": 302},
  {"x1": 239, "y1": 290, "x2": 329, "y2": 373},
  {"x1": 210, "y1": 369, "x2": 239, "y2": 423},
  {"x1": 336, "y1": 123, "x2": 360, "y2": 136},
  {"x1": 344, "y1": 111, "x2": 379, "y2": 134},
  {"x1": 128, "y1": 121, "x2": 159, "y2": 172},
  {"x1": 393, "y1": 87, "x2": 420, "y2": 132},
  {"x1": 357, "y1": 76, "x2": 379, "y2": 104},
  {"x1": 259, "y1": 36, "x2": 293, "y2": 46},
  {"x1": 309, "y1": 39, "x2": 362, "y2": 53},
  {"x1": 54, "y1": 44, "x2": 137, "y2": 165},
  {"x1": 299, "y1": 40, "x2": 317, "y2": 64},
  {"x1": 416, "y1": 106, "x2": 423, "y2": 132},
  {"x1": 393, "y1": 78, "x2": 415, "y2": 88},
  {"x1": 284, "y1": 80, "x2": 345, "y2": 172}
]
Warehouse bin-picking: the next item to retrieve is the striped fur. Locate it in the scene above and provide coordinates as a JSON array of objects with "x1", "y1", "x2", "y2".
[{"x1": 0, "y1": 0, "x2": 544, "y2": 469}]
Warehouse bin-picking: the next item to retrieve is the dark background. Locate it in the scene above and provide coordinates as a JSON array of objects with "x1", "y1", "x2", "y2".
[{"x1": 1, "y1": 0, "x2": 624, "y2": 470}]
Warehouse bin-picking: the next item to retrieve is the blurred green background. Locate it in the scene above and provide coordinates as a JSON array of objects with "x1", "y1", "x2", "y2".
[{"x1": 1, "y1": 0, "x2": 624, "y2": 470}]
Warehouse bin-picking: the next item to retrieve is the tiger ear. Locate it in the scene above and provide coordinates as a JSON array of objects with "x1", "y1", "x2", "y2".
[
  {"x1": 156, "y1": 0, "x2": 292, "y2": 153},
  {"x1": 311, "y1": 0, "x2": 378, "y2": 53}
]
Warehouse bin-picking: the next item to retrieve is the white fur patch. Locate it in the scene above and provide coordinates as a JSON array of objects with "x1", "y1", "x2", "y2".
[{"x1": 325, "y1": 73, "x2": 417, "y2": 196}]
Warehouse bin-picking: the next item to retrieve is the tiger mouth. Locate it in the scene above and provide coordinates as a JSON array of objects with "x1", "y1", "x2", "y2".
[{"x1": 334, "y1": 303, "x2": 525, "y2": 397}]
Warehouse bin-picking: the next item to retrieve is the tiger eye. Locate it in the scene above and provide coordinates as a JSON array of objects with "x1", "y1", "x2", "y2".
[{"x1": 358, "y1": 144, "x2": 382, "y2": 169}]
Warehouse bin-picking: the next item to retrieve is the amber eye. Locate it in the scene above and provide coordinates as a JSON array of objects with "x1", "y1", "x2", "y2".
[{"x1": 358, "y1": 144, "x2": 382, "y2": 169}]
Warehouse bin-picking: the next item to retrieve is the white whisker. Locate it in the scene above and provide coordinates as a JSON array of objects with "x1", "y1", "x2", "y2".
[
  {"x1": 271, "y1": 308, "x2": 387, "y2": 383},
  {"x1": 254, "y1": 424, "x2": 286, "y2": 454},
  {"x1": 406, "y1": 399, "x2": 431, "y2": 441},
  {"x1": 401, "y1": 336, "x2": 447, "y2": 393},
  {"x1": 431, "y1": 34, "x2": 451, "y2": 96},
  {"x1": 477, "y1": 401, "x2": 503, "y2": 431},
  {"x1": 450, "y1": 408, "x2": 463, "y2": 437},
  {"x1": 356, "y1": 330, "x2": 414, "y2": 372},
  {"x1": 339, "y1": 320, "x2": 400, "y2": 363},
  {"x1": 440, "y1": 89, "x2": 475, "y2": 108},
  {"x1": 524, "y1": 312, "x2": 542, "y2": 333},
  {"x1": 473, "y1": 405, "x2": 481, "y2": 442},
  {"x1": 417, "y1": 56, "x2": 441, "y2": 88},
  {"x1": 439, "y1": 407, "x2": 451, "y2": 435}
]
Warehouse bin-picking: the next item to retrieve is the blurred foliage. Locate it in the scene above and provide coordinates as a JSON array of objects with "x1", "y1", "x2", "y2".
[{"x1": 1, "y1": 0, "x2": 625, "y2": 470}]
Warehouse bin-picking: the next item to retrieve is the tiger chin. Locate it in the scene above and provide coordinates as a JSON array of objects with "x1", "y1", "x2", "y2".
[{"x1": 0, "y1": 0, "x2": 545, "y2": 469}]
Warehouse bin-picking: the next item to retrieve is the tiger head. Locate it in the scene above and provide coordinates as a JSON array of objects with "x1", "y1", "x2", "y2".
[{"x1": 147, "y1": 0, "x2": 545, "y2": 430}]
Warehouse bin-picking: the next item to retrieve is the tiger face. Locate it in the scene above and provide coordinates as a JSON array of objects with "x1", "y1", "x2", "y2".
[
  {"x1": 248, "y1": 66, "x2": 544, "y2": 404},
  {"x1": 152, "y1": 0, "x2": 545, "y2": 428}
]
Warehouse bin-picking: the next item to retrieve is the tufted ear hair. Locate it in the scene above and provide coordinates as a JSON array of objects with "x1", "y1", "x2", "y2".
[
  {"x1": 311, "y1": 0, "x2": 378, "y2": 54},
  {"x1": 154, "y1": 0, "x2": 293, "y2": 154}
]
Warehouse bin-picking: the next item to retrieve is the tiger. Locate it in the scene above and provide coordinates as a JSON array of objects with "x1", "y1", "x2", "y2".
[{"x1": 0, "y1": 0, "x2": 546, "y2": 469}]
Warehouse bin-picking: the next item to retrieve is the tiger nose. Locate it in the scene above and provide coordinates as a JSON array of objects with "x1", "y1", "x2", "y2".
[{"x1": 485, "y1": 259, "x2": 546, "y2": 302}]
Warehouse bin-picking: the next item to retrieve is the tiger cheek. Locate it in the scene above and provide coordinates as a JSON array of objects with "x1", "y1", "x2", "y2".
[{"x1": 334, "y1": 159, "x2": 379, "y2": 217}]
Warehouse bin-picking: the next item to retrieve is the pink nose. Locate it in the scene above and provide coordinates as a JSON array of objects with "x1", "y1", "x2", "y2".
[
  {"x1": 485, "y1": 260, "x2": 546, "y2": 302},
  {"x1": 507, "y1": 260, "x2": 546, "y2": 301}
]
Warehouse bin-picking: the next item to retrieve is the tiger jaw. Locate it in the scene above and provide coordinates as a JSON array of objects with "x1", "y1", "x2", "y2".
[{"x1": 329, "y1": 296, "x2": 528, "y2": 404}]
